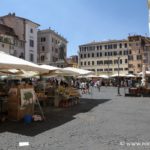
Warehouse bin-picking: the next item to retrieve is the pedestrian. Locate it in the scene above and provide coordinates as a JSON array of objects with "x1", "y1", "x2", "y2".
[{"x1": 97, "y1": 79, "x2": 102, "y2": 92}]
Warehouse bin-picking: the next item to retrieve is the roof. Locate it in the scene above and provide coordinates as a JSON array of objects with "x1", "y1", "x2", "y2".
[
  {"x1": 38, "y1": 28, "x2": 68, "y2": 43},
  {"x1": 0, "y1": 13, "x2": 40, "y2": 27},
  {"x1": 79, "y1": 39, "x2": 128, "y2": 47}
]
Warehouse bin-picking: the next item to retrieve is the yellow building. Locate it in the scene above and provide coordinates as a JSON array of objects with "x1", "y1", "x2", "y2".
[{"x1": 78, "y1": 35, "x2": 150, "y2": 75}]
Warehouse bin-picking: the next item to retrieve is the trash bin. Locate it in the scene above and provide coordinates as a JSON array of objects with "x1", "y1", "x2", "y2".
[{"x1": 24, "y1": 115, "x2": 32, "y2": 124}]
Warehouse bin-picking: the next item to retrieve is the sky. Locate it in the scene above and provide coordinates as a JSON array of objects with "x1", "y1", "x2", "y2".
[{"x1": 0, "y1": 0, "x2": 149, "y2": 57}]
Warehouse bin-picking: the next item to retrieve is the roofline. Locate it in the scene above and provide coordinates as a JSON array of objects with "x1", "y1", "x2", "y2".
[
  {"x1": 0, "y1": 14, "x2": 40, "y2": 27},
  {"x1": 38, "y1": 29, "x2": 68, "y2": 43},
  {"x1": 79, "y1": 39, "x2": 128, "y2": 47}
]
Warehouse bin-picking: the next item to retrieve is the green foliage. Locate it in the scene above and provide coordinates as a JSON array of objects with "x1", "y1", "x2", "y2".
[{"x1": 24, "y1": 92, "x2": 33, "y2": 101}]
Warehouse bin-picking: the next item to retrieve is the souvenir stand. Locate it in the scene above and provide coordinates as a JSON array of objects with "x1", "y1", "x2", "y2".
[{"x1": 8, "y1": 84, "x2": 37, "y2": 121}]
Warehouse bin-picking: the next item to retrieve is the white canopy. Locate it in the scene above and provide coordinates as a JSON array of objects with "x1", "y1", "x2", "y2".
[
  {"x1": 99, "y1": 74, "x2": 109, "y2": 79},
  {"x1": 125, "y1": 74, "x2": 136, "y2": 78},
  {"x1": 40, "y1": 65, "x2": 79, "y2": 76},
  {"x1": 63, "y1": 67, "x2": 94, "y2": 76},
  {"x1": 110, "y1": 73, "x2": 126, "y2": 77},
  {"x1": 85, "y1": 74, "x2": 99, "y2": 78},
  {"x1": 40, "y1": 64, "x2": 60, "y2": 71},
  {"x1": 0, "y1": 51, "x2": 48, "y2": 73}
]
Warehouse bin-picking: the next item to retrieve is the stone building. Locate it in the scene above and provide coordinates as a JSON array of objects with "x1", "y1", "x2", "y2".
[
  {"x1": 0, "y1": 13, "x2": 39, "y2": 63},
  {"x1": 78, "y1": 35, "x2": 150, "y2": 75},
  {"x1": 0, "y1": 24, "x2": 24, "y2": 58},
  {"x1": 37, "y1": 28, "x2": 68, "y2": 68}
]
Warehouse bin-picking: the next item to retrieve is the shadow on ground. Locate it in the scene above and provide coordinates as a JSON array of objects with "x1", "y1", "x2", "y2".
[{"x1": 0, "y1": 98, "x2": 111, "y2": 136}]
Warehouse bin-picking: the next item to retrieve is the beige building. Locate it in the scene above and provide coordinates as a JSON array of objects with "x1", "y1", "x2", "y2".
[
  {"x1": 78, "y1": 35, "x2": 150, "y2": 75},
  {"x1": 38, "y1": 28, "x2": 68, "y2": 68},
  {"x1": 0, "y1": 13, "x2": 39, "y2": 63},
  {"x1": 0, "y1": 24, "x2": 24, "y2": 58},
  {"x1": 79, "y1": 39, "x2": 129, "y2": 75}
]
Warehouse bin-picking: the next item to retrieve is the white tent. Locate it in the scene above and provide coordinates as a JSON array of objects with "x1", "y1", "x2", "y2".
[
  {"x1": 99, "y1": 74, "x2": 109, "y2": 79},
  {"x1": 110, "y1": 73, "x2": 126, "y2": 77},
  {"x1": 63, "y1": 67, "x2": 94, "y2": 76},
  {"x1": 40, "y1": 64, "x2": 60, "y2": 71},
  {"x1": 40, "y1": 65, "x2": 79, "y2": 76},
  {"x1": 125, "y1": 74, "x2": 136, "y2": 78},
  {"x1": 85, "y1": 74, "x2": 99, "y2": 78},
  {"x1": 0, "y1": 51, "x2": 48, "y2": 73}
]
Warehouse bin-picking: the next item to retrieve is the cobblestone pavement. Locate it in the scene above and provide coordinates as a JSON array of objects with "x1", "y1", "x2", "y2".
[{"x1": 1, "y1": 87, "x2": 150, "y2": 150}]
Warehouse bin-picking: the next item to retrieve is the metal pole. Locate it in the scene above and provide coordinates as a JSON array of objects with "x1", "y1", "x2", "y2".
[{"x1": 117, "y1": 56, "x2": 121, "y2": 96}]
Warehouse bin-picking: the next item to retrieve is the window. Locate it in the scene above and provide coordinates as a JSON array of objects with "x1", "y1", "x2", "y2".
[
  {"x1": 30, "y1": 53, "x2": 34, "y2": 62},
  {"x1": 41, "y1": 55, "x2": 45, "y2": 61},
  {"x1": 81, "y1": 62, "x2": 83, "y2": 66},
  {"x1": 42, "y1": 46, "x2": 45, "y2": 51},
  {"x1": 97, "y1": 61, "x2": 103, "y2": 65},
  {"x1": 97, "y1": 69, "x2": 103, "y2": 72},
  {"x1": 137, "y1": 55, "x2": 142, "y2": 60},
  {"x1": 80, "y1": 54, "x2": 83, "y2": 58},
  {"x1": 119, "y1": 43, "x2": 122, "y2": 48},
  {"x1": 84, "y1": 62, "x2": 86, "y2": 66},
  {"x1": 97, "y1": 53, "x2": 99, "y2": 57},
  {"x1": 100, "y1": 52, "x2": 102, "y2": 57},
  {"x1": 128, "y1": 55, "x2": 133, "y2": 60},
  {"x1": 119, "y1": 51, "x2": 122, "y2": 55},
  {"x1": 92, "y1": 61, "x2": 94, "y2": 65},
  {"x1": 41, "y1": 37, "x2": 46, "y2": 42},
  {"x1": 88, "y1": 53, "x2": 90, "y2": 58},
  {"x1": 30, "y1": 28, "x2": 33, "y2": 33},
  {"x1": 114, "y1": 60, "x2": 118, "y2": 64},
  {"x1": 84, "y1": 54, "x2": 86, "y2": 58},
  {"x1": 108, "y1": 45, "x2": 112, "y2": 49},
  {"x1": 97, "y1": 46, "x2": 99, "y2": 50},
  {"x1": 113, "y1": 51, "x2": 117, "y2": 56},
  {"x1": 30, "y1": 40, "x2": 34, "y2": 47},
  {"x1": 125, "y1": 59, "x2": 128, "y2": 63},
  {"x1": 88, "y1": 61, "x2": 90, "y2": 65},
  {"x1": 100, "y1": 45, "x2": 102, "y2": 50},
  {"x1": 113, "y1": 44, "x2": 117, "y2": 49},
  {"x1": 120, "y1": 59, "x2": 122, "y2": 64},
  {"x1": 92, "y1": 53, "x2": 94, "y2": 57},
  {"x1": 124, "y1": 43, "x2": 127, "y2": 48},
  {"x1": 105, "y1": 45, "x2": 108, "y2": 49},
  {"x1": 124, "y1": 50, "x2": 128, "y2": 55},
  {"x1": 124, "y1": 68, "x2": 128, "y2": 70},
  {"x1": 129, "y1": 64, "x2": 133, "y2": 68},
  {"x1": 104, "y1": 60, "x2": 108, "y2": 64},
  {"x1": 105, "y1": 52, "x2": 107, "y2": 56}
]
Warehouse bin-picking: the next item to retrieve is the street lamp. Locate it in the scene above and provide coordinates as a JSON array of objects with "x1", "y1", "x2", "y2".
[{"x1": 117, "y1": 53, "x2": 121, "y2": 96}]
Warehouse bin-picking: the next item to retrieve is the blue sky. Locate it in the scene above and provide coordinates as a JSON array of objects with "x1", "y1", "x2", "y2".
[{"x1": 1, "y1": 0, "x2": 149, "y2": 57}]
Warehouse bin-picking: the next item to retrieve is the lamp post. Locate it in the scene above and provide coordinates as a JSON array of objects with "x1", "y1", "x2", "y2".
[{"x1": 117, "y1": 54, "x2": 121, "y2": 96}]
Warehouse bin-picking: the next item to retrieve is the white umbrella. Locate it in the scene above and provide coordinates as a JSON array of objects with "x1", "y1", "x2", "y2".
[
  {"x1": 110, "y1": 73, "x2": 126, "y2": 77},
  {"x1": 85, "y1": 74, "x2": 99, "y2": 78},
  {"x1": 63, "y1": 67, "x2": 94, "y2": 75},
  {"x1": 40, "y1": 64, "x2": 60, "y2": 71},
  {"x1": 99, "y1": 74, "x2": 109, "y2": 79},
  {"x1": 0, "y1": 51, "x2": 48, "y2": 73},
  {"x1": 125, "y1": 74, "x2": 136, "y2": 78},
  {"x1": 40, "y1": 64, "x2": 79, "y2": 76}
]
